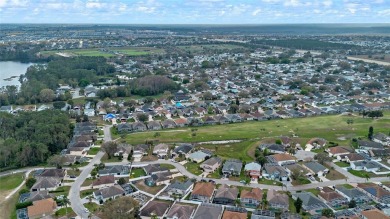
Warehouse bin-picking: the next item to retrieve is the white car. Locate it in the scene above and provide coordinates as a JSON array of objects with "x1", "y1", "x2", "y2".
[{"x1": 84, "y1": 208, "x2": 90, "y2": 213}]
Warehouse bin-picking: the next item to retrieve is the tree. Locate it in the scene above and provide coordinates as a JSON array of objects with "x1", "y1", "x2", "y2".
[
  {"x1": 61, "y1": 197, "x2": 70, "y2": 217},
  {"x1": 322, "y1": 208, "x2": 334, "y2": 218},
  {"x1": 368, "y1": 126, "x2": 374, "y2": 140},
  {"x1": 294, "y1": 197, "x2": 303, "y2": 213},
  {"x1": 257, "y1": 156, "x2": 267, "y2": 167},
  {"x1": 102, "y1": 141, "x2": 118, "y2": 159},
  {"x1": 346, "y1": 119, "x2": 354, "y2": 126},
  {"x1": 39, "y1": 89, "x2": 55, "y2": 103},
  {"x1": 314, "y1": 152, "x2": 332, "y2": 165},
  {"x1": 364, "y1": 173, "x2": 370, "y2": 182},
  {"x1": 348, "y1": 199, "x2": 357, "y2": 208},
  {"x1": 137, "y1": 113, "x2": 149, "y2": 122},
  {"x1": 47, "y1": 155, "x2": 65, "y2": 168},
  {"x1": 118, "y1": 177, "x2": 127, "y2": 185},
  {"x1": 53, "y1": 101, "x2": 66, "y2": 109},
  {"x1": 26, "y1": 178, "x2": 37, "y2": 189},
  {"x1": 202, "y1": 91, "x2": 213, "y2": 100},
  {"x1": 100, "y1": 196, "x2": 139, "y2": 219}
]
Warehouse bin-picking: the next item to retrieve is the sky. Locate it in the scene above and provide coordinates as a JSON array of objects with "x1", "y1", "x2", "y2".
[{"x1": 0, "y1": 0, "x2": 389, "y2": 24}]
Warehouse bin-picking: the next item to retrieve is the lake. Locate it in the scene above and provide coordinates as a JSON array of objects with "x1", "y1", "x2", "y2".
[{"x1": 0, "y1": 61, "x2": 34, "y2": 88}]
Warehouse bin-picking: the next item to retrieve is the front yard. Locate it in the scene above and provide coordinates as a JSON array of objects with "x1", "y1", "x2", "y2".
[
  {"x1": 184, "y1": 162, "x2": 203, "y2": 175},
  {"x1": 134, "y1": 180, "x2": 165, "y2": 195},
  {"x1": 334, "y1": 162, "x2": 350, "y2": 167}
]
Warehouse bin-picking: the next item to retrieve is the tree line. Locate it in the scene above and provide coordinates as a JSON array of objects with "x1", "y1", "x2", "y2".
[
  {"x1": 0, "y1": 110, "x2": 72, "y2": 171},
  {"x1": 97, "y1": 75, "x2": 179, "y2": 98}
]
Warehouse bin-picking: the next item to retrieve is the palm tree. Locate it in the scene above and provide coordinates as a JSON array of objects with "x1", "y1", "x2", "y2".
[
  {"x1": 62, "y1": 197, "x2": 70, "y2": 217},
  {"x1": 364, "y1": 173, "x2": 370, "y2": 182}
]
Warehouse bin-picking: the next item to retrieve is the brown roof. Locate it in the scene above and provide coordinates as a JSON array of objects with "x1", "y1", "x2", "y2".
[
  {"x1": 222, "y1": 211, "x2": 247, "y2": 219},
  {"x1": 327, "y1": 146, "x2": 351, "y2": 155},
  {"x1": 345, "y1": 153, "x2": 365, "y2": 161},
  {"x1": 140, "y1": 200, "x2": 171, "y2": 217},
  {"x1": 174, "y1": 118, "x2": 188, "y2": 124},
  {"x1": 272, "y1": 153, "x2": 296, "y2": 162},
  {"x1": 92, "y1": 175, "x2": 115, "y2": 186},
  {"x1": 318, "y1": 191, "x2": 344, "y2": 201},
  {"x1": 240, "y1": 188, "x2": 262, "y2": 200},
  {"x1": 357, "y1": 183, "x2": 390, "y2": 198},
  {"x1": 27, "y1": 198, "x2": 57, "y2": 218},
  {"x1": 361, "y1": 209, "x2": 390, "y2": 219},
  {"x1": 215, "y1": 185, "x2": 238, "y2": 200},
  {"x1": 192, "y1": 182, "x2": 215, "y2": 197}
]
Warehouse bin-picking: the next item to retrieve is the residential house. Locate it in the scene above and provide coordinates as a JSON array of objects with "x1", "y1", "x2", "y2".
[
  {"x1": 98, "y1": 165, "x2": 130, "y2": 177},
  {"x1": 174, "y1": 118, "x2": 188, "y2": 127},
  {"x1": 357, "y1": 183, "x2": 390, "y2": 204},
  {"x1": 165, "y1": 202, "x2": 197, "y2": 219},
  {"x1": 19, "y1": 191, "x2": 52, "y2": 203},
  {"x1": 153, "y1": 143, "x2": 169, "y2": 158},
  {"x1": 203, "y1": 116, "x2": 217, "y2": 125},
  {"x1": 93, "y1": 184, "x2": 125, "y2": 202},
  {"x1": 91, "y1": 175, "x2": 115, "y2": 189},
  {"x1": 31, "y1": 177, "x2": 61, "y2": 192},
  {"x1": 161, "y1": 119, "x2": 177, "y2": 129},
  {"x1": 335, "y1": 185, "x2": 371, "y2": 204},
  {"x1": 188, "y1": 150, "x2": 212, "y2": 163},
  {"x1": 140, "y1": 200, "x2": 171, "y2": 219},
  {"x1": 240, "y1": 188, "x2": 262, "y2": 207},
  {"x1": 318, "y1": 188, "x2": 349, "y2": 208},
  {"x1": 69, "y1": 147, "x2": 88, "y2": 156},
  {"x1": 302, "y1": 161, "x2": 329, "y2": 177},
  {"x1": 244, "y1": 162, "x2": 262, "y2": 180},
  {"x1": 213, "y1": 185, "x2": 238, "y2": 205},
  {"x1": 201, "y1": 157, "x2": 222, "y2": 173},
  {"x1": 361, "y1": 209, "x2": 390, "y2": 219},
  {"x1": 38, "y1": 169, "x2": 66, "y2": 180},
  {"x1": 260, "y1": 144, "x2": 285, "y2": 154},
  {"x1": 280, "y1": 136, "x2": 292, "y2": 147},
  {"x1": 114, "y1": 143, "x2": 132, "y2": 159},
  {"x1": 214, "y1": 115, "x2": 229, "y2": 124},
  {"x1": 132, "y1": 122, "x2": 147, "y2": 132},
  {"x1": 193, "y1": 203, "x2": 223, "y2": 219},
  {"x1": 165, "y1": 180, "x2": 194, "y2": 197},
  {"x1": 225, "y1": 114, "x2": 243, "y2": 123},
  {"x1": 306, "y1": 138, "x2": 327, "y2": 149},
  {"x1": 292, "y1": 192, "x2": 328, "y2": 214},
  {"x1": 0, "y1": 105, "x2": 13, "y2": 113},
  {"x1": 357, "y1": 140, "x2": 384, "y2": 150},
  {"x1": 143, "y1": 164, "x2": 169, "y2": 175},
  {"x1": 144, "y1": 172, "x2": 172, "y2": 186},
  {"x1": 120, "y1": 183, "x2": 134, "y2": 195},
  {"x1": 351, "y1": 161, "x2": 381, "y2": 172},
  {"x1": 262, "y1": 164, "x2": 289, "y2": 181},
  {"x1": 344, "y1": 153, "x2": 365, "y2": 163},
  {"x1": 117, "y1": 123, "x2": 132, "y2": 133},
  {"x1": 133, "y1": 144, "x2": 149, "y2": 161},
  {"x1": 191, "y1": 182, "x2": 215, "y2": 203},
  {"x1": 222, "y1": 159, "x2": 243, "y2": 177},
  {"x1": 268, "y1": 154, "x2": 296, "y2": 166},
  {"x1": 172, "y1": 144, "x2": 193, "y2": 158},
  {"x1": 326, "y1": 146, "x2": 352, "y2": 157},
  {"x1": 251, "y1": 210, "x2": 276, "y2": 219},
  {"x1": 267, "y1": 189, "x2": 289, "y2": 210},
  {"x1": 147, "y1": 121, "x2": 162, "y2": 130},
  {"x1": 222, "y1": 210, "x2": 247, "y2": 219},
  {"x1": 27, "y1": 198, "x2": 57, "y2": 219},
  {"x1": 373, "y1": 133, "x2": 390, "y2": 146}
]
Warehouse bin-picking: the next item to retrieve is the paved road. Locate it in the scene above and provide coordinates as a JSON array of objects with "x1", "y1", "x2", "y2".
[
  {"x1": 69, "y1": 125, "x2": 112, "y2": 218},
  {"x1": 108, "y1": 159, "x2": 390, "y2": 192}
]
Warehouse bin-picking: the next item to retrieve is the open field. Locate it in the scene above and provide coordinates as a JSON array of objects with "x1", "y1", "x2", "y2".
[
  {"x1": 198, "y1": 140, "x2": 259, "y2": 162},
  {"x1": 40, "y1": 47, "x2": 164, "y2": 57},
  {"x1": 121, "y1": 112, "x2": 390, "y2": 149},
  {"x1": 0, "y1": 173, "x2": 24, "y2": 195}
]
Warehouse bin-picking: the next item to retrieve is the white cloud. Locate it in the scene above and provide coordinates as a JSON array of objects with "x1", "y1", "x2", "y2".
[
  {"x1": 252, "y1": 9, "x2": 262, "y2": 16},
  {"x1": 136, "y1": 6, "x2": 156, "y2": 13},
  {"x1": 86, "y1": 0, "x2": 105, "y2": 9},
  {"x1": 322, "y1": 0, "x2": 332, "y2": 7},
  {"x1": 262, "y1": 0, "x2": 281, "y2": 3},
  {"x1": 284, "y1": 0, "x2": 300, "y2": 7},
  {"x1": 0, "y1": 0, "x2": 7, "y2": 8},
  {"x1": 378, "y1": 9, "x2": 390, "y2": 16}
]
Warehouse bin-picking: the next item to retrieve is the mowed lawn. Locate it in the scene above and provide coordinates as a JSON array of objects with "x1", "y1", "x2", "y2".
[
  {"x1": 122, "y1": 113, "x2": 390, "y2": 146},
  {"x1": 0, "y1": 173, "x2": 24, "y2": 193},
  {"x1": 198, "y1": 140, "x2": 259, "y2": 162}
]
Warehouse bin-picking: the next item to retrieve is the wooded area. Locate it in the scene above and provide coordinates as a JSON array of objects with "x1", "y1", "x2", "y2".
[{"x1": 0, "y1": 110, "x2": 72, "y2": 171}]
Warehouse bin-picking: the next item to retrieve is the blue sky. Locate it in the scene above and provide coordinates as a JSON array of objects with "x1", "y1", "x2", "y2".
[{"x1": 0, "y1": 0, "x2": 389, "y2": 24}]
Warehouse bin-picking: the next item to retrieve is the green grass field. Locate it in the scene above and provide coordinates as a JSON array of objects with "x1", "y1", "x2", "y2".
[
  {"x1": 130, "y1": 168, "x2": 146, "y2": 178},
  {"x1": 121, "y1": 113, "x2": 390, "y2": 145},
  {"x1": 55, "y1": 207, "x2": 76, "y2": 217},
  {"x1": 335, "y1": 162, "x2": 350, "y2": 167},
  {"x1": 184, "y1": 162, "x2": 203, "y2": 175},
  {"x1": 0, "y1": 173, "x2": 24, "y2": 192},
  {"x1": 88, "y1": 147, "x2": 100, "y2": 155}
]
